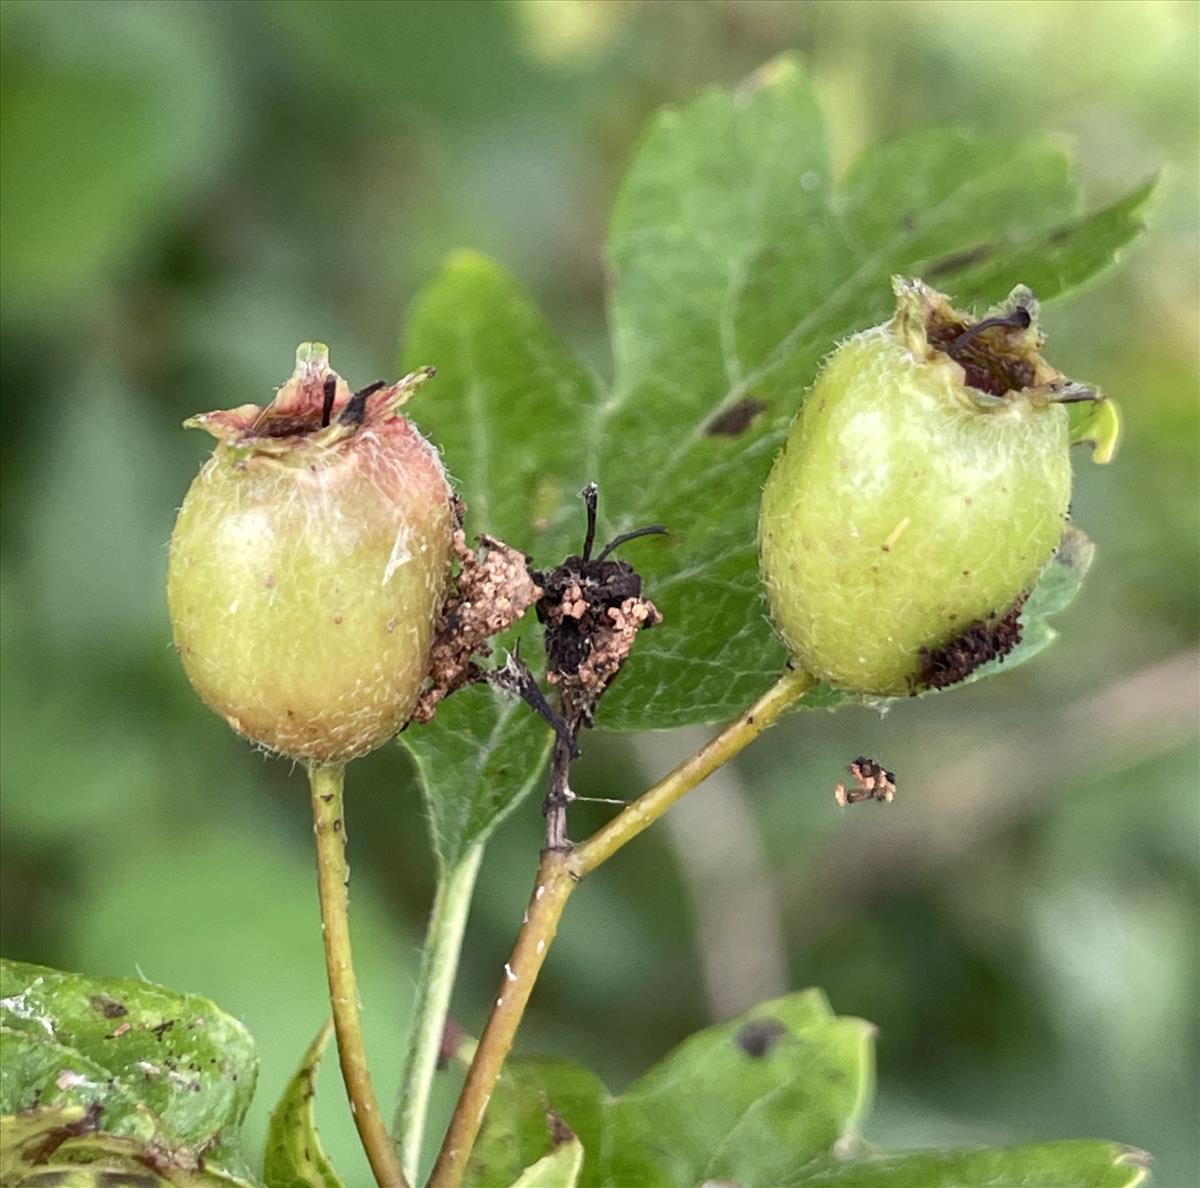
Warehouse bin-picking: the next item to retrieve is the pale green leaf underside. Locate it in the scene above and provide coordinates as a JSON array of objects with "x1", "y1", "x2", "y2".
[
  {"x1": 464, "y1": 990, "x2": 871, "y2": 1188},
  {"x1": 506, "y1": 1137, "x2": 584, "y2": 1188},
  {"x1": 0, "y1": 959, "x2": 258, "y2": 1185},
  {"x1": 398, "y1": 57, "x2": 1150, "y2": 856},
  {"x1": 262, "y1": 1021, "x2": 344, "y2": 1188},
  {"x1": 464, "y1": 1055, "x2": 607, "y2": 1188}
]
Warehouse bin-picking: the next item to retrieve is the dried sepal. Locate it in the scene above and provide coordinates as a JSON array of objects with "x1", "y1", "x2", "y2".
[{"x1": 410, "y1": 511, "x2": 544, "y2": 724}]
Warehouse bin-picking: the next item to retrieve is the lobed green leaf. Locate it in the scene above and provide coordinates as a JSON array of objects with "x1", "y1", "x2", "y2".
[
  {"x1": 397, "y1": 56, "x2": 1150, "y2": 848},
  {"x1": 465, "y1": 990, "x2": 1148, "y2": 1188}
]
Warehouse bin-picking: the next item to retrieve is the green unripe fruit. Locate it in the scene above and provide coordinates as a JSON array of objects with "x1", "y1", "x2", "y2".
[
  {"x1": 759, "y1": 279, "x2": 1096, "y2": 696},
  {"x1": 168, "y1": 344, "x2": 454, "y2": 762}
]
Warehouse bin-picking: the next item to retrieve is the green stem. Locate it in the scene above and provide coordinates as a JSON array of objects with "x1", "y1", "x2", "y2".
[
  {"x1": 308, "y1": 762, "x2": 410, "y2": 1188},
  {"x1": 394, "y1": 843, "x2": 484, "y2": 1183},
  {"x1": 427, "y1": 667, "x2": 816, "y2": 1188}
]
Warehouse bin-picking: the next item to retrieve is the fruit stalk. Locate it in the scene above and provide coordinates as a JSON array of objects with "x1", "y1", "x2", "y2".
[
  {"x1": 428, "y1": 666, "x2": 817, "y2": 1188},
  {"x1": 308, "y1": 762, "x2": 410, "y2": 1188}
]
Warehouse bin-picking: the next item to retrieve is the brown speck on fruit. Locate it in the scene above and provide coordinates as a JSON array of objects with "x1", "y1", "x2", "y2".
[
  {"x1": 916, "y1": 595, "x2": 1026, "y2": 691},
  {"x1": 385, "y1": 617, "x2": 396, "y2": 633},
  {"x1": 264, "y1": 573, "x2": 276, "y2": 588},
  {"x1": 333, "y1": 614, "x2": 343, "y2": 625},
  {"x1": 881, "y1": 517, "x2": 910, "y2": 552},
  {"x1": 705, "y1": 396, "x2": 766, "y2": 436},
  {"x1": 835, "y1": 757, "x2": 897, "y2": 806}
]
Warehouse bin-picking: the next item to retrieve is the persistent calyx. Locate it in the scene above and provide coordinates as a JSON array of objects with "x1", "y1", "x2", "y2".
[{"x1": 893, "y1": 278, "x2": 1099, "y2": 406}]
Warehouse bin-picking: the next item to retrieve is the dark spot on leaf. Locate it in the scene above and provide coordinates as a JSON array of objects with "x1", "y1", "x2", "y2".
[
  {"x1": 546, "y1": 1108, "x2": 575, "y2": 1148},
  {"x1": 150, "y1": 1019, "x2": 176, "y2": 1041},
  {"x1": 915, "y1": 595, "x2": 1026, "y2": 691},
  {"x1": 22, "y1": 1101, "x2": 103, "y2": 1163},
  {"x1": 705, "y1": 397, "x2": 767, "y2": 437},
  {"x1": 89, "y1": 994, "x2": 127, "y2": 1019},
  {"x1": 925, "y1": 243, "x2": 995, "y2": 280},
  {"x1": 735, "y1": 1016, "x2": 788, "y2": 1058}
]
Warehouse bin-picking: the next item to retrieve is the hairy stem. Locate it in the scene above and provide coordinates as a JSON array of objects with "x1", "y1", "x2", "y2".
[
  {"x1": 308, "y1": 762, "x2": 410, "y2": 1188},
  {"x1": 428, "y1": 667, "x2": 815, "y2": 1188},
  {"x1": 427, "y1": 850, "x2": 575, "y2": 1188},
  {"x1": 394, "y1": 843, "x2": 484, "y2": 1183}
]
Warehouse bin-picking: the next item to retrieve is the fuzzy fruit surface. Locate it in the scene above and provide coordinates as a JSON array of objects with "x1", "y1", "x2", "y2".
[
  {"x1": 168, "y1": 345, "x2": 454, "y2": 762},
  {"x1": 759, "y1": 281, "x2": 1073, "y2": 696}
]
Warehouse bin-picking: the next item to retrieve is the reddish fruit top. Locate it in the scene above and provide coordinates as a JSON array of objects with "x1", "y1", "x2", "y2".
[{"x1": 168, "y1": 344, "x2": 455, "y2": 763}]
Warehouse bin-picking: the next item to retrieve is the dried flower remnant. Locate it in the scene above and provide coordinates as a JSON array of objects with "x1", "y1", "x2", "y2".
[
  {"x1": 530, "y1": 484, "x2": 665, "y2": 848},
  {"x1": 410, "y1": 507, "x2": 544, "y2": 724},
  {"x1": 531, "y1": 484, "x2": 664, "y2": 714},
  {"x1": 917, "y1": 595, "x2": 1026, "y2": 691},
  {"x1": 835, "y1": 757, "x2": 897, "y2": 806}
]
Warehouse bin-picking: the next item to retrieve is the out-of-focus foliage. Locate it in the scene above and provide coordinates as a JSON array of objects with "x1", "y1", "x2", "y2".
[
  {"x1": 1, "y1": 2, "x2": 1196, "y2": 1187},
  {"x1": 0, "y1": 958, "x2": 258, "y2": 1184},
  {"x1": 464, "y1": 991, "x2": 1146, "y2": 1188}
]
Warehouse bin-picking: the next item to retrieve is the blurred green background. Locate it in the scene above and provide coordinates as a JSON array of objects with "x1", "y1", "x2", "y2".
[{"x1": 2, "y1": 1, "x2": 1197, "y2": 1184}]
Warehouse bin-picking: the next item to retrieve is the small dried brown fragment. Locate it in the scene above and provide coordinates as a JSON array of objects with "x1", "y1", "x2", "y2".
[
  {"x1": 574, "y1": 596, "x2": 662, "y2": 695},
  {"x1": 411, "y1": 512, "x2": 543, "y2": 724},
  {"x1": 916, "y1": 595, "x2": 1026, "y2": 691},
  {"x1": 835, "y1": 757, "x2": 897, "y2": 806}
]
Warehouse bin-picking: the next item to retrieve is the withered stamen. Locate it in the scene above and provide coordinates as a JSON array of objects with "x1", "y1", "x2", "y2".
[
  {"x1": 338, "y1": 380, "x2": 387, "y2": 426},
  {"x1": 945, "y1": 306, "x2": 1031, "y2": 359},
  {"x1": 320, "y1": 375, "x2": 337, "y2": 428},
  {"x1": 580, "y1": 483, "x2": 599, "y2": 561},
  {"x1": 594, "y1": 524, "x2": 668, "y2": 562}
]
